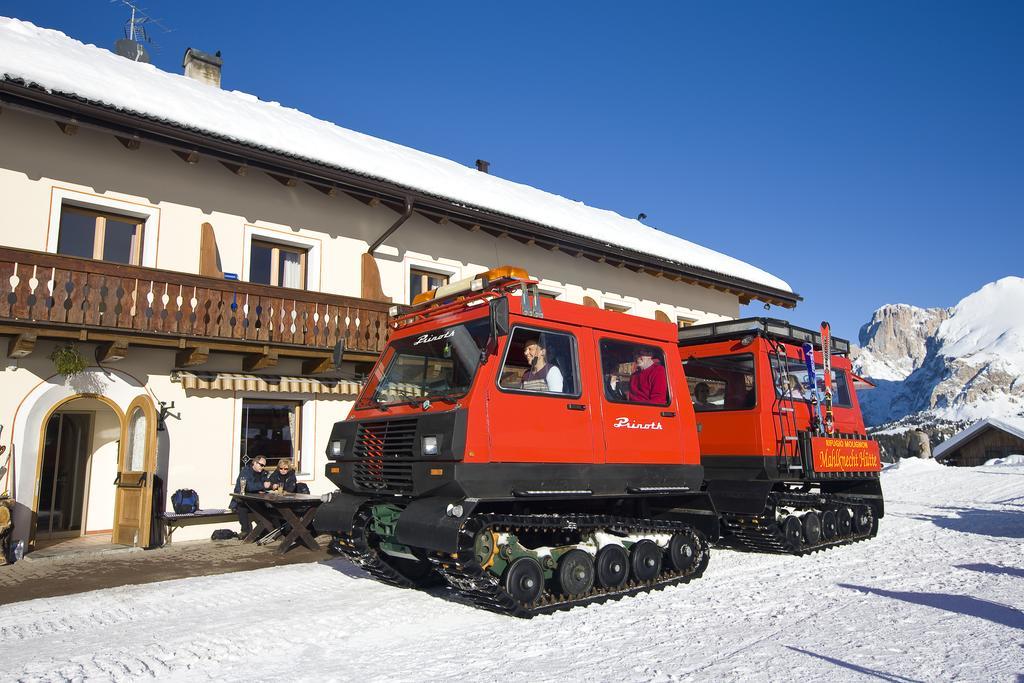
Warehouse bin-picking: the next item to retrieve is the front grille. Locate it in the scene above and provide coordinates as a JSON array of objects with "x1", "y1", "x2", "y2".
[{"x1": 352, "y1": 418, "x2": 418, "y2": 492}]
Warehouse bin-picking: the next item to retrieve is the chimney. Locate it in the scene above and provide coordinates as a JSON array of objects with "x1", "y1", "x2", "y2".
[
  {"x1": 475, "y1": 159, "x2": 490, "y2": 174},
  {"x1": 183, "y1": 48, "x2": 223, "y2": 88}
]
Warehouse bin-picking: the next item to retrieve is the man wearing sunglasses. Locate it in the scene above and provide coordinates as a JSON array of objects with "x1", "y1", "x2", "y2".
[{"x1": 230, "y1": 455, "x2": 271, "y2": 538}]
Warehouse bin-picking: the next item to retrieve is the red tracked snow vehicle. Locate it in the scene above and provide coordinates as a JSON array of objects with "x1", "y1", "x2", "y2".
[
  {"x1": 678, "y1": 318, "x2": 883, "y2": 553},
  {"x1": 315, "y1": 268, "x2": 882, "y2": 616}
]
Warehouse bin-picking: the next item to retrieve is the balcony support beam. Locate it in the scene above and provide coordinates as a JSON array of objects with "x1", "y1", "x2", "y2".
[
  {"x1": 175, "y1": 345, "x2": 210, "y2": 368},
  {"x1": 8, "y1": 332, "x2": 37, "y2": 359},
  {"x1": 301, "y1": 355, "x2": 333, "y2": 375},
  {"x1": 95, "y1": 338, "x2": 130, "y2": 363},
  {"x1": 243, "y1": 348, "x2": 278, "y2": 372}
]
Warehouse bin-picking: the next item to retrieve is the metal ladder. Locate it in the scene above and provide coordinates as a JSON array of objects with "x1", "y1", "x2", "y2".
[{"x1": 769, "y1": 342, "x2": 804, "y2": 476}]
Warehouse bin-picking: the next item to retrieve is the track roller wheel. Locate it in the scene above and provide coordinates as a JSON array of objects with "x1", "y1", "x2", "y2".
[
  {"x1": 802, "y1": 511, "x2": 822, "y2": 546},
  {"x1": 667, "y1": 532, "x2": 699, "y2": 572},
  {"x1": 556, "y1": 549, "x2": 595, "y2": 596},
  {"x1": 630, "y1": 540, "x2": 662, "y2": 582},
  {"x1": 852, "y1": 506, "x2": 871, "y2": 534},
  {"x1": 782, "y1": 515, "x2": 803, "y2": 550},
  {"x1": 837, "y1": 507, "x2": 854, "y2": 535},
  {"x1": 821, "y1": 510, "x2": 838, "y2": 540},
  {"x1": 595, "y1": 545, "x2": 629, "y2": 589},
  {"x1": 503, "y1": 557, "x2": 545, "y2": 606}
]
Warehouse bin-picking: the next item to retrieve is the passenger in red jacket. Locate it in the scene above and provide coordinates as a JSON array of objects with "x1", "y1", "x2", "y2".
[{"x1": 610, "y1": 347, "x2": 668, "y2": 404}]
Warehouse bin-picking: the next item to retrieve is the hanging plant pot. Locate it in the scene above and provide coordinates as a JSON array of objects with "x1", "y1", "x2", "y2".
[{"x1": 49, "y1": 345, "x2": 88, "y2": 377}]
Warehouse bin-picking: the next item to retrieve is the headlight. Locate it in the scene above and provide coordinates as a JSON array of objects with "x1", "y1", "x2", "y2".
[
  {"x1": 329, "y1": 440, "x2": 344, "y2": 457},
  {"x1": 422, "y1": 435, "x2": 439, "y2": 456}
]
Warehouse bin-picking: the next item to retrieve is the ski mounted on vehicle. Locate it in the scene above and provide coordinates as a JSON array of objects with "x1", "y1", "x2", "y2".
[{"x1": 314, "y1": 267, "x2": 883, "y2": 616}]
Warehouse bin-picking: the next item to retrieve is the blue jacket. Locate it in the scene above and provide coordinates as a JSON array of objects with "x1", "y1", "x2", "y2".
[
  {"x1": 269, "y1": 470, "x2": 297, "y2": 493},
  {"x1": 230, "y1": 465, "x2": 268, "y2": 509}
]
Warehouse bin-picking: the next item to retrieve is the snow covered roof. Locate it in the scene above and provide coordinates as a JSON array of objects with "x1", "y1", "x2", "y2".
[
  {"x1": 933, "y1": 417, "x2": 1024, "y2": 459},
  {"x1": 0, "y1": 17, "x2": 794, "y2": 302}
]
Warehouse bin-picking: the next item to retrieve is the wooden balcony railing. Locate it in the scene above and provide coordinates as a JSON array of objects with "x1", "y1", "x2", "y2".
[{"x1": 0, "y1": 246, "x2": 392, "y2": 357}]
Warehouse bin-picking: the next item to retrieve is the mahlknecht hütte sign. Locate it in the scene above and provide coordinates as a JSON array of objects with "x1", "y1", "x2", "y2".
[{"x1": 810, "y1": 437, "x2": 881, "y2": 472}]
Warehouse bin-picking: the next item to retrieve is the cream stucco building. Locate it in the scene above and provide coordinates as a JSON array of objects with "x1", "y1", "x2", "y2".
[{"x1": 0, "y1": 18, "x2": 797, "y2": 554}]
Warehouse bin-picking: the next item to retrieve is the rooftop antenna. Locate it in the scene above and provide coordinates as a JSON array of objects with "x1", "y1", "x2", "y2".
[{"x1": 111, "y1": 0, "x2": 171, "y2": 63}]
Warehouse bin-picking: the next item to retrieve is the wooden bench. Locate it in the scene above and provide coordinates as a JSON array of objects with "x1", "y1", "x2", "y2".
[{"x1": 158, "y1": 509, "x2": 236, "y2": 545}]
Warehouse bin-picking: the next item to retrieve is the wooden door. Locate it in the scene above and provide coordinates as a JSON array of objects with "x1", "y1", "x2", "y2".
[{"x1": 112, "y1": 395, "x2": 157, "y2": 546}]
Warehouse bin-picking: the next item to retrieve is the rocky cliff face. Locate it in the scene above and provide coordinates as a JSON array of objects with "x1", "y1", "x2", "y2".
[
  {"x1": 852, "y1": 277, "x2": 1024, "y2": 456},
  {"x1": 852, "y1": 304, "x2": 949, "y2": 382}
]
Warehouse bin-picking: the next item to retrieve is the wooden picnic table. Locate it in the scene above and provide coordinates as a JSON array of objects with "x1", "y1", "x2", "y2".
[{"x1": 230, "y1": 491, "x2": 324, "y2": 554}]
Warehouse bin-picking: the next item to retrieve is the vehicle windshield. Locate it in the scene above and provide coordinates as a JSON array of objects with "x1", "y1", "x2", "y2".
[{"x1": 359, "y1": 317, "x2": 491, "y2": 407}]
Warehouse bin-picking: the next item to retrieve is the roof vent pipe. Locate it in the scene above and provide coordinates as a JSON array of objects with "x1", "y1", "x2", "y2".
[
  {"x1": 183, "y1": 48, "x2": 223, "y2": 88},
  {"x1": 475, "y1": 159, "x2": 490, "y2": 174}
]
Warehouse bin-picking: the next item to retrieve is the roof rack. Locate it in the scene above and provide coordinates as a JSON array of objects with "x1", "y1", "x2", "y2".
[{"x1": 677, "y1": 317, "x2": 851, "y2": 355}]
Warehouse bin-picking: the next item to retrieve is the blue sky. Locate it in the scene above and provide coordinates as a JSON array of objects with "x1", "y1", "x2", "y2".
[{"x1": 4, "y1": 1, "x2": 1021, "y2": 342}]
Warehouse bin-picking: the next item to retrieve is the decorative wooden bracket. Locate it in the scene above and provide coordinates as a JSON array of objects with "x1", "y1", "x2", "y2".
[
  {"x1": 175, "y1": 345, "x2": 210, "y2": 367},
  {"x1": 307, "y1": 182, "x2": 337, "y2": 197},
  {"x1": 344, "y1": 190, "x2": 380, "y2": 207},
  {"x1": 56, "y1": 119, "x2": 79, "y2": 136},
  {"x1": 95, "y1": 339, "x2": 130, "y2": 363},
  {"x1": 267, "y1": 172, "x2": 297, "y2": 187},
  {"x1": 219, "y1": 161, "x2": 248, "y2": 176},
  {"x1": 7, "y1": 332, "x2": 37, "y2": 359},
  {"x1": 242, "y1": 348, "x2": 279, "y2": 372},
  {"x1": 419, "y1": 211, "x2": 449, "y2": 225},
  {"x1": 116, "y1": 135, "x2": 142, "y2": 150},
  {"x1": 173, "y1": 149, "x2": 200, "y2": 164}
]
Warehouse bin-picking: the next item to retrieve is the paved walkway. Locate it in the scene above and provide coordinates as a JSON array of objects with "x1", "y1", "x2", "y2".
[{"x1": 0, "y1": 537, "x2": 331, "y2": 605}]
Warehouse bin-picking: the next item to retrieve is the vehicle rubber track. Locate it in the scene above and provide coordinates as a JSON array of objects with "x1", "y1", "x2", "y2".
[
  {"x1": 429, "y1": 513, "x2": 710, "y2": 618},
  {"x1": 328, "y1": 507, "x2": 441, "y2": 589},
  {"x1": 721, "y1": 492, "x2": 878, "y2": 556}
]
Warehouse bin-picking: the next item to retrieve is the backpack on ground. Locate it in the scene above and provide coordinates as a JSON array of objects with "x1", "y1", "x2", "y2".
[
  {"x1": 171, "y1": 488, "x2": 199, "y2": 514},
  {"x1": 211, "y1": 528, "x2": 237, "y2": 541}
]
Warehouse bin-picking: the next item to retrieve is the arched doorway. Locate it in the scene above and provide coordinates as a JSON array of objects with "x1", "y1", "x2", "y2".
[
  {"x1": 11, "y1": 368, "x2": 157, "y2": 551},
  {"x1": 34, "y1": 397, "x2": 122, "y2": 548}
]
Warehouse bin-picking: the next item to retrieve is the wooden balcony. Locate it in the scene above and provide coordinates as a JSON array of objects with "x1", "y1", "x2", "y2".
[{"x1": 0, "y1": 246, "x2": 392, "y2": 372}]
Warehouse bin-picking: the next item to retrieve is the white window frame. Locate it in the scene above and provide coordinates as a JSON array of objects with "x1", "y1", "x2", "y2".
[
  {"x1": 602, "y1": 297, "x2": 633, "y2": 314},
  {"x1": 242, "y1": 225, "x2": 321, "y2": 291},
  {"x1": 536, "y1": 282, "x2": 566, "y2": 300},
  {"x1": 47, "y1": 188, "x2": 160, "y2": 268},
  {"x1": 231, "y1": 395, "x2": 316, "y2": 480},
  {"x1": 404, "y1": 258, "x2": 460, "y2": 304}
]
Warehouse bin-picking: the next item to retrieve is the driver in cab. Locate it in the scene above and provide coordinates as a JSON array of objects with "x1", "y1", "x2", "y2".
[{"x1": 520, "y1": 338, "x2": 563, "y2": 393}]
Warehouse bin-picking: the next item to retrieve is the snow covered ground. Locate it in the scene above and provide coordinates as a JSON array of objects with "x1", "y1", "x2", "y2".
[{"x1": 2, "y1": 460, "x2": 1022, "y2": 682}]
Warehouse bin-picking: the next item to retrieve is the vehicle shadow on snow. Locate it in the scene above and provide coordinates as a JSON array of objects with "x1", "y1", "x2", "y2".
[
  {"x1": 900, "y1": 506, "x2": 1024, "y2": 539},
  {"x1": 317, "y1": 558, "x2": 482, "y2": 608},
  {"x1": 784, "y1": 646, "x2": 924, "y2": 683},
  {"x1": 839, "y1": 584, "x2": 1024, "y2": 630},
  {"x1": 955, "y1": 563, "x2": 1024, "y2": 579}
]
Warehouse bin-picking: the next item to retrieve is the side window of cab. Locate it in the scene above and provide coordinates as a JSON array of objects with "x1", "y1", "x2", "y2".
[
  {"x1": 498, "y1": 327, "x2": 580, "y2": 396},
  {"x1": 599, "y1": 339, "x2": 670, "y2": 406},
  {"x1": 684, "y1": 354, "x2": 756, "y2": 411}
]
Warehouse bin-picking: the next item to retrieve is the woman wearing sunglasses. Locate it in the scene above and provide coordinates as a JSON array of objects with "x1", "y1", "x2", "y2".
[{"x1": 268, "y1": 458, "x2": 297, "y2": 493}]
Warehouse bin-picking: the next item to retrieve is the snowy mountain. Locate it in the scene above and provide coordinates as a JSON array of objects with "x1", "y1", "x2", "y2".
[{"x1": 852, "y1": 277, "x2": 1024, "y2": 449}]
